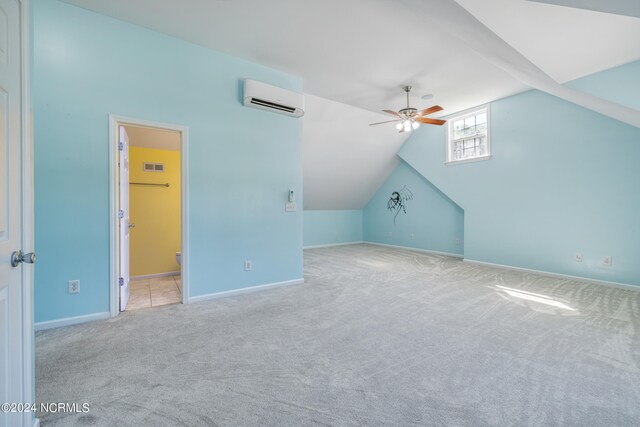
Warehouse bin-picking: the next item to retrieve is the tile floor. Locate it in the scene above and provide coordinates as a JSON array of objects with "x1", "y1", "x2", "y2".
[{"x1": 127, "y1": 275, "x2": 182, "y2": 310}]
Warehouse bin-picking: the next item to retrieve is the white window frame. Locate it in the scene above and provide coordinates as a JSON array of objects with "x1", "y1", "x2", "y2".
[{"x1": 445, "y1": 105, "x2": 491, "y2": 165}]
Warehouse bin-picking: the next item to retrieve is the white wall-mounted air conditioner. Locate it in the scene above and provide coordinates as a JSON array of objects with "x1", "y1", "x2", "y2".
[{"x1": 243, "y1": 79, "x2": 305, "y2": 118}]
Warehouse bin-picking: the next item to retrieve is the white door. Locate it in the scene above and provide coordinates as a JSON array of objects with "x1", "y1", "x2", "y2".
[
  {"x1": 0, "y1": 0, "x2": 31, "y2": 426},
  {"x1": 119, "y1": 126, "x2": 131, "y2": 311}
]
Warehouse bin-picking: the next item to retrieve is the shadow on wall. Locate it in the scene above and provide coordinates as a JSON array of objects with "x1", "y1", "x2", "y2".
[{"x1": 303, "y1": 210, "x2": 363, "y2": 247}]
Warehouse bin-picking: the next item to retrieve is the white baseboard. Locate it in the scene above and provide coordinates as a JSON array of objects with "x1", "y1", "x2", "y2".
[
  {"x1": 463, "y1": 258, "x2": 639, "y2": 291},
  {"x1": 304, "y1": 241, "x2": 364, "y2": 249},
  {"x1": 188, "y1": 278, "x2": 304, "y2": 304},
  {"x1": 131, "y1": 271, "x2": 180, "y2": 280},
  {"x1": 364, "y1": 241, "x2": 464, "y2": 258},
  {"x1": 35, "y1": 312, "x2": 110, "y2": 331}
]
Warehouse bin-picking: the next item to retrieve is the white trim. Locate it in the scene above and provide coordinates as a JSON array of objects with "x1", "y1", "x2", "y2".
[
  {"x1": 109, "y1": 117, "x2": 117, "y2": 317},
  {"x1": 188, "y1": 279, "x2": 304, "y2": 304},
  {"x1": 131, "y1": 271, "x2": 180, "y2": 280},
  {"x1": 445, "y1": 154, "x2": 492, "y2": 166},
  {"x1": 20, "y1": 1, "x2": 35, "y2": 426},
  {"x1": 109, "y1": 115, "x2": 190, "y2": 317},
  {"x1": 463, "y1": 258, "x2": 639, "y2": 292},
  {"x1": 445, "y1": 104, "x2": 491, "y2": 164},
  {"x1": 363, "y1": 241, "x2": 464, "y2": 258},
  {"x1": 34, "y1": 312, "x2": 110, "y2": 331},
  {"x1": 180, "y1": 125, "x2": 190, "y2": 307},
  {"x1": 442, "y1": 102, "x2": 490, "y2": 121},
  {"x1": 304, "y1": 241, "x2": 364, "y2": 249}
]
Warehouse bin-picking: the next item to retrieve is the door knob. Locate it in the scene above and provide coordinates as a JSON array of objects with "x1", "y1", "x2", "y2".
[{"x1": 11, "y1": 250, "x2": 36, "y2": 267}]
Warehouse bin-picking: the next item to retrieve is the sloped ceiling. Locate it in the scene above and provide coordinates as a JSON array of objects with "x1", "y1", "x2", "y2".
[
  {"x1": 457, "y1": 0, "x2": 640, "y2": 83},
  {"x1": 303, "y1": 95, "x2": 407, "y2": 210},
  {"x1": 526, "y1": 0, "x2": 640, "y2": 18},
  {"x1": 125, "y1": 125, "x2": 181, "y2": 151},
  {"x1": 61, "y1": 0, "x2": 640, "y2": 208}
]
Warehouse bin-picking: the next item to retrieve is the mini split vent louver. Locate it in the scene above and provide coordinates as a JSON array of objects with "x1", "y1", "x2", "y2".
[
  {"x1": 249, "y1": 98, "x2": 297, "y2": 114},
  {"x1": 143, "y1": 163, "x2": 165, "y2": 173},
  {"x1": 243, "y1": 79, "x2": 305, "y2": 118}
]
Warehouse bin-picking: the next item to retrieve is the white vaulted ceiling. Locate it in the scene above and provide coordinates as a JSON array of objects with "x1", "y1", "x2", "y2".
[
  {"x1": 303, "y1": 95, "x2": 407, "y2": 210},
  {"x1": 457, "y1": 0, "x2": 640, "y2": 83},
  {"x1": 61, "y1": 0, "x2": 640, "y2": 208}
]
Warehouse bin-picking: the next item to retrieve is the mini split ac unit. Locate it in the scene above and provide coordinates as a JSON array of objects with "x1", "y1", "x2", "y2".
[{"x1": 243, "y1": 79, "x2": 305, "y2": 118}]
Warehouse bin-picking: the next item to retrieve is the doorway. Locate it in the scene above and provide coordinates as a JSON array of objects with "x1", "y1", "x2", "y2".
[{"x1": 109, "y1": 116, "x2": 189, "y2": 316}]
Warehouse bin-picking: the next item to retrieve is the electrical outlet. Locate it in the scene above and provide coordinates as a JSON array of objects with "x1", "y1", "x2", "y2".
[
  {"x1": 575, "y1": 252, "x2": 583, "y2": 262},
  {"x1": 244, "y1": 260, "x2": 252, "y2": 271},
  {"x1": 68, "y1": 280, "x2": 80, "y2": 294},
  {"x1": 455, "y1": 238, "x2": 461, "y2": 247},
  {"x1": 602, "y1": 256, "x2": 612, "y2": 267},
  {"x1": 409, "y1": 233, "x2": 415, "y2": 240},
  {"x1": 285, "y1": 202, "x2": 297, "y2": 212}
]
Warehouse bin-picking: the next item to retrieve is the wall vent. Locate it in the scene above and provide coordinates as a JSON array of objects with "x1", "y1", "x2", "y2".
[{"x1": 143, "y1": 162, "x2": 164, "y2": 173}]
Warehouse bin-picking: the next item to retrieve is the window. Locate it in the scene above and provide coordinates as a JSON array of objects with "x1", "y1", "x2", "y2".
[{"x1": 446, "y1": 106, "x2": 490, "y2": 164}]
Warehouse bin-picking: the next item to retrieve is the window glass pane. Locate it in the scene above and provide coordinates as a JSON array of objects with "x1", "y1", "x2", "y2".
[
  {"x1": 453, "y1": 120, "x2": 465, "y2": 139},
  {"x1": 453, "y1": 142, "x2": 461, "y2": 159},
  {"x1": 447, "y1": 108, "x2": 490, "y2": 163},
  {"x1": 455, "y1": 141, "x2": 463, "y2": 160},
  {"x1": 464, "y1": 116, "x2": 475, "y2": 128}
]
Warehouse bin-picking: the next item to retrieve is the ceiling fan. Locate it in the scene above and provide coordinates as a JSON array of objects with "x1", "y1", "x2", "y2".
[{"x1": 370, "y1": 86, "x2": 446, "y2": 133}]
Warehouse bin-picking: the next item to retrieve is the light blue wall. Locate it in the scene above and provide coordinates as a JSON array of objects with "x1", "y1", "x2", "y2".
[
  {"x1": 33, "y1": 0, "x2": 303, "y2": 322},
  {"x1": 398, "y1": 63, "x2": 640, "y2": 285},
  {"x1": 363, "y1": 160, "x2": 464, "y2": 256},
  {"x1": 566, "y1": 60, "x2": 640, "y2": 110},
  {"x1": 303, "y1": 210, "x2": 363, "y2": 247}
]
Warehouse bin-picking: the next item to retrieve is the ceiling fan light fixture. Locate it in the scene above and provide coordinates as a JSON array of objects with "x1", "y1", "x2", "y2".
[{"x1": 370, "y1": 86, "x2": 446, "y2": 130}]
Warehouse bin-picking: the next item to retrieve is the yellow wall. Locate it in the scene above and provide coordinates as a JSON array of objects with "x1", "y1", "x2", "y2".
[{"x1": 129, "y1": 147, "x2": 181, "y2": 276}]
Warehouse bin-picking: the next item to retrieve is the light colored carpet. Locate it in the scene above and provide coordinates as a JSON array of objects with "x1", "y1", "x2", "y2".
[{"x1": 36, "y1": 244, "x2": 640, "y2": 426}]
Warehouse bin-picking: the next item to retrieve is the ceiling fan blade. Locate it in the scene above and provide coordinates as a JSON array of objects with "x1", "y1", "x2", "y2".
[
  {"x1": 382, "y1": 109, "x2": 401, "y2": 118},
  {"x1": 416, "y1": 105, "x2": 444, "y2": 117},
  {"x1": 416, "y1": 117, "x2": 447, "y2": 126},
  {"x1": 369, "y1": 119, "x2": 402, "y2": 126}
]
